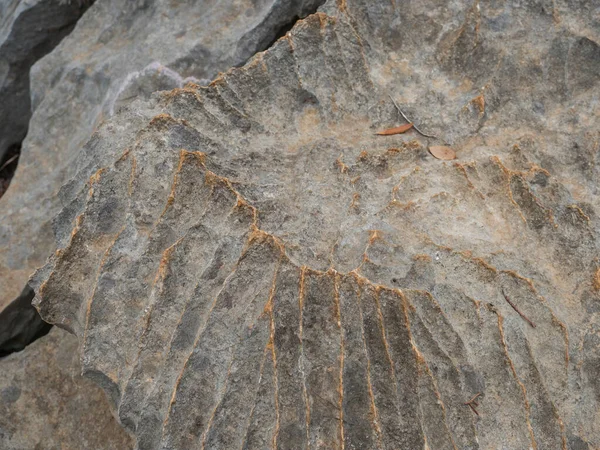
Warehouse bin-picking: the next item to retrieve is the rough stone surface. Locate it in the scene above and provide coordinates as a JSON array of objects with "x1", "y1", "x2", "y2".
[
  {"x1": 30, "y1": 0, "x2": 600, "y2": 448},
  {"x1": 0, "y1": 0, "x2": 324, "y2": 326},
  {"x1": 0, "y1": 327, "x2": 133, "y2": 449},
  {"x1": 0, "y1": 0, "x2": 91, "y2": 161}
]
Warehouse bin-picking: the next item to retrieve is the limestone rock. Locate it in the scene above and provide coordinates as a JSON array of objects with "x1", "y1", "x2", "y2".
[
  {"x1": 0, "y1": 327, "x2": 133, "y2": 450},
  {"x1": 31, "y1": 0, "x2": 600, "y2": 448},
  {"x1": 0, "y1": 0, "x2": 324, "y2": 335},
  {"x1": 0, "y1": 0, "x2": 91, "y2": 161}
]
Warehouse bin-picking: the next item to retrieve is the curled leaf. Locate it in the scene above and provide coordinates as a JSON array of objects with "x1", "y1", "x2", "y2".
[
  {"x1": 429, "y1": 145, "x2": 456, "y2": 160},
  {"x1": 376, "y1": 123, "x2": 414, "y2": 135}
]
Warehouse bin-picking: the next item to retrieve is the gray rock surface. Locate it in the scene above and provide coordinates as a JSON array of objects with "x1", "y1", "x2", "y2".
[
  {"x1": 0, "y1": 0, "x2": 91, "y2": 161},
  {"x1": 0, "y1": 327, "x2": 133, "y2": 449},
  {"x1": 31, "y1": 0, "x2": 600, "y2": 448},
  {"x1": 0, "y1": 0, "x2": 324, "y2": 328}
]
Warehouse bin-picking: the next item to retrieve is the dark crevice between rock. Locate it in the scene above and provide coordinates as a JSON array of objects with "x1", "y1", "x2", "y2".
[
  {"x1": 0, "y1": 142, "x2": 22, "y2": 199},
  {"x1": 235, "y1": 0, "x2": 326, "y2": 67},
  {"x1": 0, "y1": 285, "x2": 52, "y2": 358},
  {"x1": 262, "y1": 14, "x2": 301, "y2": 50}
]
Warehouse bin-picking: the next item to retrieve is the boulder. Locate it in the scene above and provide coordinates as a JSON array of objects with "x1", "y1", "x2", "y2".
[
  {"x1": 0, "y1": 327, "x2": 133, "y2": 449},
  {"x1": 0, "y1": 0, "x2": 92, "y2": 161},
  {"x1": 32, "y1": 0, "x2": 600, "y2": 448}
]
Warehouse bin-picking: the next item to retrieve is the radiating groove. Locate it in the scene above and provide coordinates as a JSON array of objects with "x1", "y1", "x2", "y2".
[
  {"x1": 269, "y1": 260, "x2": 307, "y2": 450},
  {"x1": 390, "y1": 289, "x2": 427, "y2": 448},
  {"x1": 118, "y1": 225, "x2": 215, "y2": 430},
  {"x1": 160, "y1": 236, "x2": 282, "y2": 449},
  {"x1": 490, "y1": 156, "x2": 528, "y2": 224},
  {"x1": 202, "y1": 254, "x2": 282, "y2": 449},
  {"x1": 473, "y1": 304, "x2": 533, "y2": 449},
  {"x1": 338, "y1": 274, "x2": 380, "y2": 449},
  {"x1": 201, "y1": 339, "x2": 240, "y2": 448},
  {"x1": 82, "y1": 226, "x2": 127, "y2": 348},
  {"x1": 502, "y1": 269, "x2": 570, "y2": 368},
  {"x1": 415, "y1": 353, "x2": 459, "y2": 450},
  {"x1": 497, "y1": 314, "x2": 538, "y2": 450},
  {"x1": 268, "y1": 271, "x2": 282, "y2": 450},
  {"x1": 166, "y1": 89, "x2": 228, "y2": 133},
  {"x1": 298, "y1": 266, "x2": 311, "y2": 448},
  {"x1": 201, "y1": 85, "x2": 254, "y2": 132},
  {"x1": 499, "y1": 270, "x2": 570, "y2": 403},
  {"x1": 412, "y1": 290, "x2": 473, "y2": 368},
  {"x1": 37, "y1": 156, "x2": 132, "y2": 335},
  {"x1": 406, "y1": 291, "x2": 479, "y2": 449},
  {"x1": 357, "y1": 280, "x2": 404, "y2": 448},
  {"x1": 239, "y1": 341, "x2": 274, "y2": 450},
  {"x1": 333, "y1": 273, "x2": 345, "y2": 449},
  {"x1": 501, "y1": 318, "x2": 567, "y2": 449},
  {"x1": 373, "y1": 288, "x2": 399, "y2": 393},
  {"x1": 213, "y1": 78, "x2": 247, "y2": 118},
  {"x1": 302, "y1": 269, "x2": 343, "y2": 448},
  {"x1": 157, "y1": 243, "x2": 248, "y2": 444},
  {"x1": 351, "y1": 273, "x2": 384, "y2": 449},
  {"x1": 82, "y1": 148, "x2": 207, "y2": 397},
  {"x1": 119, "y1": 153, "x2": 215, "y2": 399},
  {"x1": 133, "y1": 236, "x2": 246, "y2": 449},
  {"x1": 201, "y1": 313, "x2": 272, "y2": 449},
  {"x1": 160, "y1": 253, "x2": 242, "y2": 435}
]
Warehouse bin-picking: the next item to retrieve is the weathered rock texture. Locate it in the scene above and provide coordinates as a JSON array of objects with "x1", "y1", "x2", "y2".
[
  {"x1": 0, "y1": 0, "x2": 91, "y2": 161},
  {"x1": 0, "y1": 327, "x2": 133, "y2": 449},
  {"x1": 31, "y1": 0, "x2": 600, "y2": 448},
  {"x1": 0, "y1": 0, "x2": 324, "y2": 337}
]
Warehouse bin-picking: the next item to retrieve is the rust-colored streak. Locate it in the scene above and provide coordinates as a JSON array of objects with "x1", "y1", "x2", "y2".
[
  {"x1": 298, "y1": 267, "x2": 311, "y2": 448},
  {"x1": 267, "y1": 260, "x2": 282, "y2": 450},
  {"x1": 593, "y1": 268, "x2": 600, "y2": 292},
  {"x1": 333, "y1": 273, "x2": 345, "y2": 450},
  {"x1": 352, "y1": 276, "x2": 384, "y2": 450},
  {"x1": 497, "y1": 314, "x2": 538, "y2": 450}
]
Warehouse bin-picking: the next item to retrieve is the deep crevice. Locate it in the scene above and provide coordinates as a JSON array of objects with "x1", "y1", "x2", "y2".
[
  {"x1": 0, "y1": 285, "x2": 52, "y2": 358},
  {"x1": 0, "y1": 142, "x2": 22, "y2": 199},
  {"x1": 262, "y1": 15, "x2": 301, "y2": 51},
  {"x1": 235, "y1": 0, "x2": 326, "y2": 67}
]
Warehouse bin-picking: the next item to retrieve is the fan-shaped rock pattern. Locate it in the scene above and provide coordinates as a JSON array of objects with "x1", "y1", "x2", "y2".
[
  {"x1": 33, "y1": 0, "x2": 599, "y2": 448},
  {"x1": 0, "y1": 0, "x2": 324, "y2": 321}
]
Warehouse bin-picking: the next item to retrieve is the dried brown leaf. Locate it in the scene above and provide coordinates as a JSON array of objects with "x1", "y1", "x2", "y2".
[
  {"x1": 429, "y1": 145, "x2": 456, "y2": 160},
  {"x1": 376, "y1": 123, "x2": 414, "y2": 135}
]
